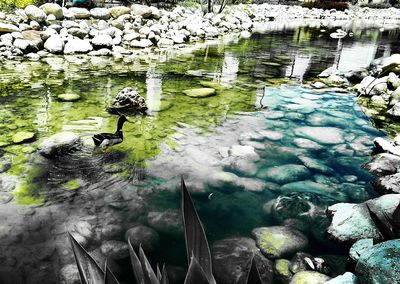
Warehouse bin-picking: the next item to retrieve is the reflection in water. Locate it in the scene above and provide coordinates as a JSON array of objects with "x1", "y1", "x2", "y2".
[
  {"x1": 220, "y1": 51, "x2": 240, "y2": 86},
  {"x1": 146, "y1": 67, "x2": 163, "y2": 112}
]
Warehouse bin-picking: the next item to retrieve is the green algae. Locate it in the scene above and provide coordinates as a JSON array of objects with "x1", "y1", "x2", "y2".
[
  {"x1": 275, "y1": 259, "x2": 291, "y2": 277},
  {"x1": 63, "y1": 179, "x2": 81, "y2": 190}
]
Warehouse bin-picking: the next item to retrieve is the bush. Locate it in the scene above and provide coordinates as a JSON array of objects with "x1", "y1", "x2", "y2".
[
  {"x1": 359, "y1": 2, "x2": 392, "y2": 9},
  {"x1": 0, "y1": 0, "x2": 37, "y2": 10},
  {"x1": 302, "y1": 0, "x2": 350, "y2": 10}
]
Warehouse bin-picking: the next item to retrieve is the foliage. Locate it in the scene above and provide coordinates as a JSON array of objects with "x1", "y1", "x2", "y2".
[
  {"x1": 69, "y1": 177, "x2": 263, "y2": 283},
  {"x1": 0, "y1": 0, "x2": 36, "y2": 10},
  {"x1": 301, "y1": 0, "x2": 349, "y2": 10},
  {"x1": 359, "y1": 2, "x2": 392, "y2": 9}
]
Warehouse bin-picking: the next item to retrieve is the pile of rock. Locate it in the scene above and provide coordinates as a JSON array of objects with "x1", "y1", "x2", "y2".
[{"x1": 1, "y1": 3, "x2": 400, "y2": 60}]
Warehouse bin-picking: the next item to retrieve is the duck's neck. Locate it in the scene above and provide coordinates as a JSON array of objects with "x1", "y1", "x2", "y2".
[
  {"x1": 116, "y1": 117, "x2": 126, "y2": 132},
  {"x1": 116, "y1": 130, "x2": 123, "y2": 139}
]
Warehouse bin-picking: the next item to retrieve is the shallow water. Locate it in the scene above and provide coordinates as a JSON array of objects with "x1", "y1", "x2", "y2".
[{"x1": 0, "y1": 23, "x2": 398, "y2": 282}]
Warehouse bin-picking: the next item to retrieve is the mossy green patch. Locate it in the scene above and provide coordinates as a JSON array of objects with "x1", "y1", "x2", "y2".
[
  {"x1": 12, "y1": 131, "x2": 36, "y2": 144},
  {"x1": 275, "y1": 259, "x2": 292, "y2": 277},
  {"x1": 63, "y1": 179, "x2": 81, "y2": 190},
  {"x1": 258, "y1": 231, "x2": 290, "y2": 257}
]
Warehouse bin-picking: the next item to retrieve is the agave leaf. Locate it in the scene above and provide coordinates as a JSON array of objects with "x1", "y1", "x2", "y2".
[
  {"x1": 246, "y1": 255, "x2": 262, "y2": 284},
  {"x1": 161, "y1": 265, "x2": 169, "y2": 284},
  {"x1": 68, "y1": 232, "x2": 104, "y2": 284},
  {"x1": 157, "y1": 264, "x2": 162, "y2": 282},
  {"x1": 181, "y1": 177, "x2": 216, "y2": 284},
  {"x1": 104, "y1": 260, "x2": 120, "y2": 284},
  {"x1": 128, "y1": 238, "x2": 145, "y2": 284},
  {"x1": 184, "y1": 255, "x2": 209, "y2": 284},
  {"x1": 138, "y1": 246, "x2": 159, "y2": 284},
  {"x1": 366, "y1": 203, "x2": 395, "y2": 240}
]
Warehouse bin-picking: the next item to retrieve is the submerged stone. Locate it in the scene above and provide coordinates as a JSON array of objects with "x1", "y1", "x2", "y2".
[
  {"x1": 275, "y1": 259, "x2": 293, "y2": 283},
  {"x1": 294, "y1": 126, "x2": 344, "y2": 145},
  {"x1": 38, "y1": 132, "x2": 80, "y2": 157},
  {"x1": 182, "y1": 88, "x2": 216, "y2": 98},
  {"x1": 280, "y1": 181, "x2": 335, "y2": 195},
  {"x1": 252, "y1": 226, "x2": 308, "y2": 259},
  {"x1": 125, "y1": 225, "x2": 159, "y2": 252},
  {"x1": 12, "y1": 131, "x2": 35, "y2": 144},
  {"x1": 100, "y1": 240, "x2": 129, "y2": 259},
  {"x1": 57, "y1": 93, "x2": 80, "y2": 102},
  {"x1": 264, "y1": 164, "x2": 310, "y2": 184},
  {"x1": 147, "y1": 209, "x2": 183, "y2": 238},
  {"x1": 355, "y1": 239, "x2": 400, "y2": 284},
  {"x1": 211, "y1": 237, "x2": 274, "y2": 284}
]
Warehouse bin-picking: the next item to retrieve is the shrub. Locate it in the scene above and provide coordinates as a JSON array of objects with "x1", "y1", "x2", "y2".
[{"x1": 302, "y1": 0, "x2": 350, "y2": 11}]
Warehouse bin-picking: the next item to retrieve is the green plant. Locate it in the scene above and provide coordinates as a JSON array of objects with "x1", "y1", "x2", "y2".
[
  {"x1": 0, "y1": 0, "x2": 36, "y2": 10},
  {"x1": 301, "y1": 0, "x2": 349, "y2": 11},
  {"x1": 69, "y1": 177, "x2": 263, "y2": 283}
]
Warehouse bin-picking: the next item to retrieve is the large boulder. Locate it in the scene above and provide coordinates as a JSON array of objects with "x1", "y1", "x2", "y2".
[
  {"x1": 14, "y1": 30, "x2": 43, "y2": 53},
  {"x1": 90, "y1": 8, "x2": 110, "y2": 19},
  {"x1": 64, "y1": 38, "x2": 93, "y2": 54},
  {"x1": 355, "y1": 239, "x2": 400, "y2": 284},
  {"x1": 326, "y1": 194, "x2": 400, "y2": 246},
  {"x1": 40, "y1": 3, "x2": 63, "y2": 19},
  {"x1": 0, "y1": 23, "x2": 19, "y2": 33},
  {"x1": 363, "y1": 153, "x2": 400, "y2": 177},
  {"x1": 252, "y1": 226, "x2": 308, "y2": 259},
  {"x1": 130, "y1": 4, "x2": 153, "y2": 18},
  {"x1": 294, "y1": 126, "x2": 344, "y2": 145},
  {"x1": 91, "y1": 34, "x2": 113, "y2": 49},
  {"x1": 381, "y1": 54, "x2": 400, "y2": 74},
  {"x1": 125, "y1": 225, "x2": 159, "y2": 253},
  {"x1": 25, "y1": 5, "x2": 47, "y2": 22},
  {"x1": 373, "y1": 173, "x2": 400, "y2": 194},
  {"x1": 69, "y1": 7, "x2": 91, "y2": 19},
  {"x1": 325, "y1": 272, "x2": 357, "y2": 284},
  {"x1": 44, "y1": 35, "x2": 64, "y2": 54},
  {"x1": 38, "y1": 132, "x2": 81, "y2": 157},
  {"x1": 107, "y1": 87, "x2": 147, "y2": 114},
  {"x1": 373, "y1": 137, "x2": 400, "y2": 156},
  {"x1": 109, "y1": 6, "x2": 131, "y2": 18},
  {"x1": 211, "y1": 237, "x2": 274, "y2": 284},
  {"x1": 388, "y1": 102, "x2": 400, "y2": 119}
]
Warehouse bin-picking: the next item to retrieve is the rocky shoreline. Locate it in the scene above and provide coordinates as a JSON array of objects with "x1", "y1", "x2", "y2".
[{"x1": 0, "y1": 3, "x2": 400, "y2": 60}]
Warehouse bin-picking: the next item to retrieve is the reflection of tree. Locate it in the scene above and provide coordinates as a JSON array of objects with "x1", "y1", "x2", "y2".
[{"x1": 146, "y1": 67, "x2": 162, "y2": 113}]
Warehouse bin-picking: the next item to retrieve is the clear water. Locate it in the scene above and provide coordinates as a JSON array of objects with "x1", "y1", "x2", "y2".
[{"x1": 0, "y1": 23, "x2": 398, "y2": 282}]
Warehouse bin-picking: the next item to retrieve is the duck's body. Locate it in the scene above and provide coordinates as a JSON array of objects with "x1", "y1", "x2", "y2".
[{"x1": 92, "y1": 115, "x2": 127, "y2": 150}]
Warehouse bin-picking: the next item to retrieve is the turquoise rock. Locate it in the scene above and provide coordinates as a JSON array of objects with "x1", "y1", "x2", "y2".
[{"x1": 326, "y1": 272, "x2": 357, "y2": 284}]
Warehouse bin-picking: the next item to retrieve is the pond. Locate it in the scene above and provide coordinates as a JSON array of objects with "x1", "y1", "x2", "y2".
[{"x1": 0, "y1": 21, "x2": 398, "y2": 283}]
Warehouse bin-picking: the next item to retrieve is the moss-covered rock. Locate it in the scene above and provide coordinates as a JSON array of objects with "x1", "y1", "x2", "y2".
[
  {"x1": 289, "y1": 271, "x2": 330, "y2": 284},
  {"x1": 12, "y1": 131, "x2": 36, "y2": 144},
  {"x1": 183, "y1": 88, "x2": 216, "y2": 98},
  {"x1": 275, "y1": 259, "x2": 293, "y2": 283},
  {"x1": 63, "y1": 179, "x2": 81, "y2": 190},
  {"x1": 252, "y1": 226, "x2": 309, "y2": 259}
]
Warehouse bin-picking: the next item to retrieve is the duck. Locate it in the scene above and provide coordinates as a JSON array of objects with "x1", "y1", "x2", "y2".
[{"x1": 92, "y1": 115, "x2": 128, "y2": 151}]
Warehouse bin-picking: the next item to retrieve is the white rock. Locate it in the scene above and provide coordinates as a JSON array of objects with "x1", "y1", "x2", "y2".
[
  {"x1": 295, "y1": 126, "x2": 344, "y2": 145},
  {"x1": 25, "y1": 5, "x2": 47, "y2": 22},
  {"x1": 44, "y1": 34, "x2": 64, "y2": 53},
  {"x1": 130, "y1": 39, "x2": 153, "y2": 48},
  {"x1": 229, "y1": 145, "x2": 259, "y2": 160},
  {"x1": 64, "y1": 38, "x2": 93, "y2": 54},
  {"x1": 92, "y1": 34, "x2": 113, "y2": 48}
]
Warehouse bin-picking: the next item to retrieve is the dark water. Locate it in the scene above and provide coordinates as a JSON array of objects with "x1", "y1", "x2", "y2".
[{"x1": 0, "y1": 23, "x2": 398, "y2": 282}]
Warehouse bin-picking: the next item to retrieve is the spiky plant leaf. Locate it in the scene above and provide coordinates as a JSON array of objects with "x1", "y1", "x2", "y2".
[
  {"x1": 157, "y1": 264, "x2": 162, "y2": 282},
  {"x1": 128, "y1": 238, "x2": 145, "y2": 284},
  {"x1": 246, "y1": 255, "x2": 262, "y2": 284},
  {"x1": 181, "y1": 177, "x2": 216, "y2": 284},
  {"x1": 161, "y1": 265, "x2": 169, "y2": 284},
  {"x1": 184, "y1": 256, "x2": 209, "y2": 284},
  {"x1": 104, "y1": 260, "x2": 119, "y2": 284},
  {"x1": 138, "y1": 246, "x2": 159, "y2": 284},
  {"x1": 366, "y1": 203, "x2": 395, "y2": 240},
  {"x1": 68, "y1": 232, "x2": 104, "y2": 284}
]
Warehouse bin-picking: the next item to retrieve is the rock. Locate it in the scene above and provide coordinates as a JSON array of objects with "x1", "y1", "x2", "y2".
[
  {"x1": 60, "y1": 264, "x2": 80, "y2": 284},
  {"x1": 100, "y1": 240, "x2": 129, "y2": 259},
  {"x1": 373, "y1": 173, "x2": 400, "y2": 194},
  {"x1": 349, "y1": 239, "x2": 374, "y2": 262},
  {"x1": 293, "y1": 138, "x2": 322, "y2": 150},
  {"x1": 92, "y1": 34, "x2": 113, "y2": 49},
  {"x1": 280, "y1": 181, "x2": 335, "y2": 196},
  {"x1": 318, "y1": 66, "x2": 337, "y2": 78},
  {"x1": 259, "y1": 130, "x2": 284, "y2": 141},
  {"x1": 44, "y1": 35, "x2": 64, "y2": 53},
  {"x1": 381, "y1": 54, "x2": 400, "y2": 74},
  {"x1": 69, "y1": 7, "x2": 91, "y2": 19},
  {"x1": 211, "y1": 237, "x2": 274, "y2": 284},
  {"x1": 109, "y1": 6, "x2": 131, "y2": 18},
  {"x1": 264, "y1": 164, "x2": 310, "y2": 184},
  {"x1": 325, "y1": 272, "x2": 357, "y2": 284},
  {"x1": 298, "y1": 156, "x2": 332, "y2": 174},
  {"x1": 40, "y1": 3, "x2": 63, "y2": 19},
  {"x1": 271, "y1": 193, "x2": 327, "y2": 223},
  {"x1": 147, "y1": 209, "x2": 183, "y2": 238},
  {"x1": 275, "y1": 259, "x2": 293, "y2": 283},
  {"x1": 12, "y1": 131, "x2": 35, "y2": 144},
  {"x1": 130, "y1": 39, "x2": 153, "y2": 48},
  {"x1": 387, "y1": 72, "x2": 400, "y2": 90},
  {"x1": 252, "y1": 226, "x2": 308, "y2": 259},
  {"x1": 289, "y1": 271, "x2": 331, "y2": 284},
  {"x1": 131, "y1": 4, "x2": 153, "y2": 18},
  {"x1": 183, "y1": 88, "x2": 216, "y2": 98},
  {"x1": 373, "y1": 137, "x2": 400, "y2": 156},
  {"x1": 0, "y1": 157, "x2": 12, "y2": 173},
  {"x1": 57, "y1": 93, "x2": 80, "y2": 102},
  {"x1": 38, "y1": 132, "x2": 81, "y2": 157},
  {"x1": 107, "y1": 87, "x2": 147, "y2": 114},
  {"x1": 388, "y1": 102, "x2": 400, "y2": 118},
  {"x1": 157, "y1": 37, "x2": 174, "y2": 47},
  {"x1": 64, "y1": 38, "x2": 93, "y2": 54},
  {"x1": 68, "y1": 28, "x2": 87, "y2": 39},
  {"x1": 89, "y1": 48, "x2": 112, "y2": 56},
  {"x1": 345, "y1": 68, "x2": 369, "y2": 84},
  {"x1": 125, "y1": 225, "x2": 159, "y2": 253},
  {"x1": 74, "y1": 221, "x2": 93, "y2": 240},
  {"x1": 25, "y1": 5, "x2": 47, "y2": 22},
  {"x1": 363, "y1": 153, "x2": 400, "y2": 177},
  {"x1": 90, "y1": 8, "x2": 110, "y2": 19},
  {"x1": 294, "y1": 126, "x2": 344, "y2": 145},
  {"x1": 355, "y1": 239, "x2": 400, "y2": 284},
  {"x1": 0, "y1": 23, "x2": 20, "y2": 33},
  {"x1": 389, "y1": 87, "x2": 400, "y2": 106},
  {"x1": 326, "y1": 194, "x2": 400, "y2": 246}
]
